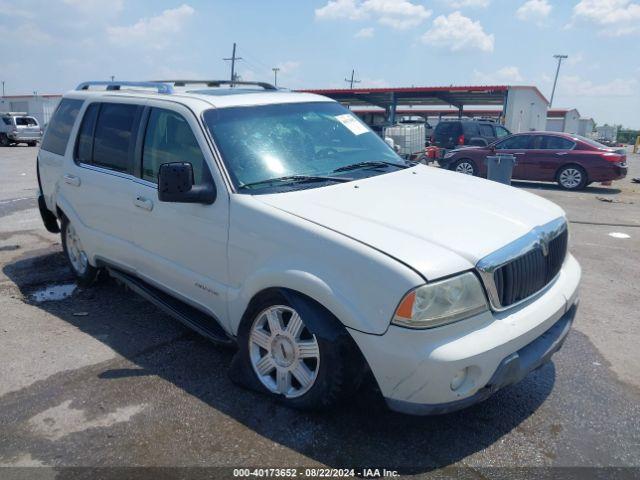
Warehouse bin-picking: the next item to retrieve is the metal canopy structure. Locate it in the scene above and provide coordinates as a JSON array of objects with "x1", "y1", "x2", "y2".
[{"x1": 297, "y1": 85, "x2": 548, "y2": 124}]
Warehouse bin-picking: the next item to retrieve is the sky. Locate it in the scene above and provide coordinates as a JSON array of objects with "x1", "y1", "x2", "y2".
[{"x1": 1, "y1": 0, "x2": 639, "y2": 128}]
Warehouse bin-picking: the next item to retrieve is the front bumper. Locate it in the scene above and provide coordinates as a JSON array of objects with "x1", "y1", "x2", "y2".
[{"x1": 349, "y1": 254, "x2": 581, "y2": 415}]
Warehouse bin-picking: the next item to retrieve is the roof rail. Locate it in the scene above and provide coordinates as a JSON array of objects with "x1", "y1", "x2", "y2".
[
  {"x1": 153, "y1": 79, "x2": 277, "y2": 91},
  {"x1": 76, "y1": 81, "x2": 174, "y2": 94}
]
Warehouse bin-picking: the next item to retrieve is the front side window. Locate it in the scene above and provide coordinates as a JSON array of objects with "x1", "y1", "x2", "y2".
[
  {"x1": 142, "y1": 108, "x2": 205, "y2": 184},
  {"x1": 41, "y1": 98, "x2": 83, "y2": 155},
  {"x1": 1, "y1": 117, "x2": 12, "y2": 126},
  {"x1": 497, "y1": 135, "x2": 531, "y2": 150},
  {"x1": 203, "y1": 102, "x2": 404, "y2": 193},
  {"x1": 495, "y1": 125, "x2": 510, "y2": 138},
  {"x1": 92, "y1": 103, "x2": 139, "y2": 174}
]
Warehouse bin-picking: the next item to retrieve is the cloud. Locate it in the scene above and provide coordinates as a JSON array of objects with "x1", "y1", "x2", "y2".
[
  {"x1": 0, "y1": 0, "x2": 35, "y2": 18},
  {"x1": 422, "y1": 11, "x2": 494, "y2": 52},
  {"x1": 516, "y1": 0, "x2": 552, "y2": 23},
  {"x1": 473, "y1": 66, "x2": 524, "y2": 83},
  {"x1": 0, "y1": 23, "x2": 52, "y2": 45},
  {"x1": 560, "y1": 75, "x2": 637, "y2": 96},
  {"x1": 355, "y1": 26, "x2": 375, "y2": 37},
  {"x1": 572, "y1": 0, "x2": 640, "y2": 36},
  {"x1": 315, "y1": 0, "x2": 432, "y2": 30},
  {"x1": 107, "y1": 4, "x2": 194, "y2": 48},
  {"x1": 444, "y1": 0, "x2": 490, "y2": 8}
]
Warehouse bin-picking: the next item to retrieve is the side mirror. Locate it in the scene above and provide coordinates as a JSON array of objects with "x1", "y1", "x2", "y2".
[
  {"x1": 158, "y1": 162, "x2": 216, "y2": 205},
  {"x1": 489, "y1": 144, "x2": 496, "y2": 153}
]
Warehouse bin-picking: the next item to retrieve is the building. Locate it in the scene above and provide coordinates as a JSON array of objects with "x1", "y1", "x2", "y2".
[
  {"x1": 577, "y1": 118, "x2": 596, "y2": 137},
  {"x1": 594, "y1": 125, "x2": 618, "y2": 142},
  {"x1": 0, "y1": 94, "x2": 62, "y2": 126},
  {"x1": 298, "y1": 85, "x2": 550, "y2": 133},
  {"x1": 546, "y1": 108, "x2": 581, "y2": 134}
]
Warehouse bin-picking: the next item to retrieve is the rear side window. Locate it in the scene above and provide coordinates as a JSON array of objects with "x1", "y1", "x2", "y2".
[
  {"x1": 92, "y1": 103, "x2": 140, "y2": 174},
  {"x1": 1, "y1": 117, "x2": 12, "y2": 126},
  {"x1": 41, "y1": 99, "x2": 83, "y2": 155},
  {"x1": 142, "y1": 108, "x2": 205, "y2": 184},
  {"x1": 478, "y1": 124, "x2": 494, "y2": 137},
  {"x1": 497, "y1": 135, "x2": 531, "y2": 149},
  {"x1": 463, "y1": 123, "x2": 480, "y2": 136},
  {"x1": 76, "y1": 103, "x2": 100, "y2": 164},
  {"x1": 543, "y1": 136, "x2": 575, "y2": 150}
]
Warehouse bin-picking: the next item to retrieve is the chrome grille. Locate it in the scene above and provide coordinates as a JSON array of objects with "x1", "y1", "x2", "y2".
[{"x1": 476, "y1": 218, "x2": 568, "y2": 311}]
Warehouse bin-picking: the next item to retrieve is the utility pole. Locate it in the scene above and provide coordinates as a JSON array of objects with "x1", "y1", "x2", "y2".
[
  {"x1": 1, "y1": 81, "x2": 4, "y2": 98},
  {"x1": 549, "y1": 54, "x2": 568, "y2": 107},
  {"x1": 223, "y1": 43, "x2": 242, "y2": 86},
  {"x1": 272, "y1": 67, "x2": 280, "y2": 87},
  {"x1": 344, "y1": 69, "x2": 361, "y2": 89},
  {"x1": 110, "y1": 75, "x2": 115, "y2": 82}
]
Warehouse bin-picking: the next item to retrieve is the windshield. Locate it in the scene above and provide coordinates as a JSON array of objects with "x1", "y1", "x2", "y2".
[{"x1": 203, "y1": 102, "x2": 405, "y2": 193}]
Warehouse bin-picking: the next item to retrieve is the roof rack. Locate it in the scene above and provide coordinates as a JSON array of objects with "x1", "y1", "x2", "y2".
[
  {"x1": 153, "y1": 79, "x2": 277, "y2": 91},
  {"x1": 76, "y1": 81, "x2": 174, "y2": 94}
]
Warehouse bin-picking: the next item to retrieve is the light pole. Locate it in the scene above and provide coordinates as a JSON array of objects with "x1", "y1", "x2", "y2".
[
  {"x1": 1, "y1": 80, "x2": 4, "y2": 98},
  {"x1": 549, "y1": 54, "x2": 568, "y2": 107},
  {"x1": 272, "y1": 67, "x2": 280, "y2": 87}
]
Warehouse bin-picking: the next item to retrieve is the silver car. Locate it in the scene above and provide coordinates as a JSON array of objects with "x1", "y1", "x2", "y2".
[{"x1": 0, "y1": 112, "x2": 43, "y2": 146}]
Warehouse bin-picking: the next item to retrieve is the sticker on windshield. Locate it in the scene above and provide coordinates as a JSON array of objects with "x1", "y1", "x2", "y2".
[{"x1": 335, "y1": 114, "x2": 369, "y2": 136}]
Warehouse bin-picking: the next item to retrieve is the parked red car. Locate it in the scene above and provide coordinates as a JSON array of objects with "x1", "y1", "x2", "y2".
[{"x1": 439, "y1": 132, "x2": 628, "y2": 190}]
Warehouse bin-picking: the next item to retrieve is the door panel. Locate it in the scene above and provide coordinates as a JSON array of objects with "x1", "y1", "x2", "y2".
[
  {"x1": 494, "y1": 134, "x2": 532, "y2": 179},
  {"x1": 525, "y1": 135, "x2": 576, "y2": 181},
  {"x1": 131, "y1": 103, "x2": 230, "y2": 330}
]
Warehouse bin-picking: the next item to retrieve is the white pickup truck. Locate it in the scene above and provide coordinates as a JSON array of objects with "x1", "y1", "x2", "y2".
[{"x1": 36, "y1": 80, "x2": 580, "y2": 415}]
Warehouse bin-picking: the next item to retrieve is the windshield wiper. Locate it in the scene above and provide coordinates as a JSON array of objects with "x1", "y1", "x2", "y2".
[
  {"x1": 238, "y1": 175, "x2": 352, "y2": 190},
  {"x1": 332, "y1": 160, "x2": 408, "y2": 173}
]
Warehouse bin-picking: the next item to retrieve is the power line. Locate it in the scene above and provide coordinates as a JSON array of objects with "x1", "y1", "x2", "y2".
[
  {"x1": 223, "y1": 42, "x2": 243, "y2": 85},
  {"x1": 345, "y1": 69, "x2": 361, "y2": 89}
]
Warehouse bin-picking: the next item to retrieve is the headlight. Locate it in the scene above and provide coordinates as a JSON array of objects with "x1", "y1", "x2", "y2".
[{"x1": 392, "y1": 272, "x2": 488, "y2": 329}]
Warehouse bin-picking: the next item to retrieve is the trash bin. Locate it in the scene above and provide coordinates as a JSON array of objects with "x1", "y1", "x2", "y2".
[{"x1": 485, "y1": 154, "x2": 517, "y2": 185}]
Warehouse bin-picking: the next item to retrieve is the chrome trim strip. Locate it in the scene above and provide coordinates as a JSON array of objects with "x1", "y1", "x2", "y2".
[{"x1": 476, "y1": 217, "x2": 567, "y2": 311}]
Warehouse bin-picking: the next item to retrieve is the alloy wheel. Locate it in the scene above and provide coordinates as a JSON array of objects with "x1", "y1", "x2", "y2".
[
  {"x1": 65, "y1": 223, "x2": 88, "y2": 275},
  {"x1": 559, "y1": 168, "x2": 582, "y2": 189},
  {"x1": 455, "y1": 162, "x2": 475, "y2": 175},
  {"x1": 249, "y1": 305, "x2": 320, "y2": 398}
]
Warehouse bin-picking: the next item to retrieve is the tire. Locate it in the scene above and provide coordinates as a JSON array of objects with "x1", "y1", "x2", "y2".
[
  {"x1": 234, "y1": 290, "x2": 365, "y2": 411},
  {"x1": 0, "y1": 134, "x2": 10, "y2": 147},
  {"x1": 557, "y1": 165, "x2": 588, "y2": 190},
  {"x1": 451, "y1": 158, "x2": 477, "y2": 176},
  {"x1": 61, "y1": 215, "x2": 100, "y2": 287},
  {"x1": 27, "y1": 141, "x2": 37, "y2": 147}
]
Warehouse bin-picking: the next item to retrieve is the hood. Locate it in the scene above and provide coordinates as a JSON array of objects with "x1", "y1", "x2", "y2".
[{"x1": 256, "y1": 166, "x2": 565, "y2": 280}]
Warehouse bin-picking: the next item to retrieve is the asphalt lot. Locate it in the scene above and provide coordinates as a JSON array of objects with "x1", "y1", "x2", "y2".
[{"x1": 0, "y1": 145, "x2": 639, "y2": 476}]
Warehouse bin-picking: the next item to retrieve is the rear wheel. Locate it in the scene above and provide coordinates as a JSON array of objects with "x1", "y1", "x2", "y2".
[
  {"x1": 452, "y1": 158, "x2": 477, "y2": 176},
  {"x1": 557, "y1": 165, "x2": 587, "y2": 190},
  {"x1": 61, "y1": 216, "x2": 99, "y2": 287},
  {"x1": 236, "y1": 291, "x2": 363, "y2": 411}
]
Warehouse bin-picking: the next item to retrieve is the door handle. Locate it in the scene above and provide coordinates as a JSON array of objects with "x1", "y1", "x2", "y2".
[
  {"x1": 556, "y1": 152, "x2": 569, "y2": 156},
  {"x1": 63, "y1": 174, "x2": 81, "y2": 187},
  {"x1": 513, "y1": 152, "x2": 525, "y2": 156},
  {"x1": 134, "y1": 196, "x2": 154, "y2": 212}
]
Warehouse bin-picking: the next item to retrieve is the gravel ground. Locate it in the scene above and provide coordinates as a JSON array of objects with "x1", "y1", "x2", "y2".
[{"x1": 0, "y1": 145, "x2": 639, "y2": 478}]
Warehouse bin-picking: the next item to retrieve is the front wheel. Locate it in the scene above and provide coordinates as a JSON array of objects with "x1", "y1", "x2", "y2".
[
  {"x1": 451, "y1": 158, "x2": 477, "y2": 176},
  {"x1": 557, "y1": 165, "x2": 587, "y2": 190},
  {"x1": 0, "y1": 134, "x2": 10, "y2": 147},
  {"x1": 235, "y1": 292, "x2": 363, "y2": 411},
  {"x1": 61, "y1": 216, "x2": 100, "y2": 287}
]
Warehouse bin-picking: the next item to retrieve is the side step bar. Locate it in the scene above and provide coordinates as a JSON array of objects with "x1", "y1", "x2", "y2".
[{"x1": 107, "y1": 267, "x2": 234, "y2": 346}]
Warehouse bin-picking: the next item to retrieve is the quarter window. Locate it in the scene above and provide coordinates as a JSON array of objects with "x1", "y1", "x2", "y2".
[
  {"x1": 479, "y1": 124, "x2": 494, "y2": 137},
  {"x1": 142, "y1": 108, "x2": 205, "y2": 184},
  {"x1": 92, "y1": 103, "x2": 139, "y2": 174},
  {"x1": 41, "y1": 99, "x2": 83, "y2": 155}
]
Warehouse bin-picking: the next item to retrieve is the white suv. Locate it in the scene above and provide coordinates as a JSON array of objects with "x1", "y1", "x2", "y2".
[{"x1": 37, "y1": 80, "x2": 581, "y2": 415}]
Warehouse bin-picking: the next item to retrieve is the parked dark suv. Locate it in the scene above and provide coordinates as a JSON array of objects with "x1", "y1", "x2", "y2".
[{"x1": 431, "y1": 120, "x2": 511, "y2": 150}]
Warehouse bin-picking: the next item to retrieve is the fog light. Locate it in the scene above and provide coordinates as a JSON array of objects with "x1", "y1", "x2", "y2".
[{"x1": 450, "y1": 368, "x2": 468, "y2": 391}]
